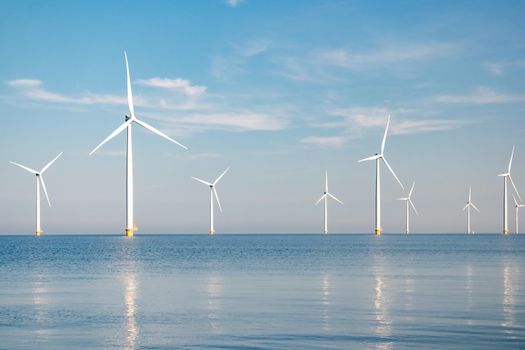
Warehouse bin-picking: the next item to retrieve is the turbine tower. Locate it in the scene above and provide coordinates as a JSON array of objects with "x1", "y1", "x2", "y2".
[
  {"x1": 89, "y1": 52, "x2": 187, "y2": 237},
  {"x1": 462, "y1": 186, "x2": 480, "y2": 234},
  {"x1": 192, "y1": 167, "x2": 230, "y2": 234},
  {"x1": 358, "y1": 115, "x2": 404, "y2": 235},
  {"x1": 315, "y1": 171, "x2": 343, "y2": 234},
  {"x1": 513, "y1": 195, "x2": 525, "y2": 234},
  {"x1": 497, "y1": 146, "x2": 521, "y2": 235},
  {"x1": 397, "y1": 182, "x2": 418, "y2": 234},
  {"x1": 10, "y1": 152, "x2": 62, "y2": 236}
]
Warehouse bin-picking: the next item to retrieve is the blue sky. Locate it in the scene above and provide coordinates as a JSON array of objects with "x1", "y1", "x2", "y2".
[{"x1": 1, "y1": 0, "x2": 525, "y2": 233}]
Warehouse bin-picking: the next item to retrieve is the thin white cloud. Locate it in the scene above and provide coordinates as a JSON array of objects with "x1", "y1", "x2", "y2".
[
  {"x1": 483, "y1": 60, "x2": 525, "y2": 76},
  {"x1": 430, "y1": 87, "x2": 525, "y2": 105},
  {"x1": 302, "y1": 107, "x2": 464, "y2": 148},
  {"x1": 301, "y1": 136, "x2": 346, "y2": 148},
  {"x1": 135, "y1": 77, "x2": 207, "y2": 97},
  {"x1": 276, "y1": 42, "x2": 458, "y2": 82},
  {"x1": 7, "y1": 79, "x2": 126, "y2": 105},
  {"x1": 151, "y1": 110, "x2": 287, "y2": 132},
  {"x1": 226, "y1": 0, "x2": 244, "y2": 7}
]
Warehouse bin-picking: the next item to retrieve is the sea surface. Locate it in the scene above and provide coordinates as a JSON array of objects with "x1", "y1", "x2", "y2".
[{"x1": 0, "y1": 234, "x2": 524, "y2": 349}]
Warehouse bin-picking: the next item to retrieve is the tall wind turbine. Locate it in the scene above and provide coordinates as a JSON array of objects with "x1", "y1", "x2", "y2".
[
  {"x1": 192, "y1": 167, "x2": 230, "y2": 234},
  {"x1": 462, "y1": 186, "x2": 480, "y2": 234},
  {"x1": 358, "y1": 115, "x2": 404, "y2": 235},
  {"x1": 397, "y1": 182, "x2": 418, "y2": 234},
  {"x1": 315, "y1": 171, "x2": 344, "y2": 234},
  {"x1": 513, "y1": 195, "x2": 525, "y2": 234},
  {"x1": 10, "y1": 153, "x2": 62, "y2": 236},
  {"x1": 498, "y1": 146, "x2": 521, "y2": 235},
  {"x1": 89, "y1": 52, "x2": 187, "y2": 236}
]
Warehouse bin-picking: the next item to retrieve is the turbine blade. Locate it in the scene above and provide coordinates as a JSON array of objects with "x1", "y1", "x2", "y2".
[
  {"x1": 382, "y1": 157, "x2": 404, "y2": 189},
  {"x1": 325, "y1": 170, "x2": 328, "y2": 193},
  {"x1": 39, "y1": 176, "x2": 51, "y2": 207},
  {"x1": 328, "y1": 193, "x2": 344, "y2": 205},
  {"x1": 124, "y1": 51, "x2": 135, "y2": 117},
  {"x1": 513, "y1": 194, "x2": 519, "y2": 206},
  {"x1": 213, "y1": 187, "x2": 222, "y2": 212},
  {"x1": 462, "y1": 204, "x2": 469, "y2": 211},
  {"x1": 471, "y1": 202, "x2": 480, "y2": 213},
  {"x1": 408, "y1": 182, "x2": 415, "y2": 198},
  {"x1": 191, "y1": 177, "x2": 212, "y2": 186},
  {"x1": 380, "y1": 114, "x2": 390, "y2": 154},
  {"x1": 398, "y1": 198, "x2": 408, "y2": 201},
  {"x1": 10, "y1": 161, "x2": 38, "y2": 174},
  {"x1": 469, "y1": 186, "x2": 472, "y2": 202},
  {"x1": 357, "y1": 154, "x2": 380, "y2": 162},
  {"x1": 40, "y1": 152, "x2": 63, "y2": 174},
  {"x1": 509, "y1": 174, "x2": 522, "y2": 202},
  {"x1": 315, "y1": 194, "x2": 326, "y2": 205},
  {"x1": 409, "y1": 199, "x2": 418, "y2": 215},
  {"x1": 213, "y1": 167, "x2": 230, "y2": 185},
  {"x1": 134, "y1": 118, "x2": 188, "y2": 150},
  {"x1": 89, "y1": 120, "x2": 131, "y2": 155},
  {"x1": 508, "y1": 145, "x2": 515, "y2": 173}
]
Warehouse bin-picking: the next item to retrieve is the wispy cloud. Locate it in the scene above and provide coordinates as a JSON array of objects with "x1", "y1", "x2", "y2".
[
  {"x1": 276, "y1": 42, "x2": 459, "y2": 82},
  {"x1": 135, "y1": 77, "x2": 207, "y2": 97},
  {"x1": 211, "y1": 38, "x2": 269, "y2": 80},
  {"x1": 149, "y1": 110, "x2": 288, "y2": 133},
  {"x1": 7, "y1": 79, "x2": 126, "y2": 105},
  {"x1": 300, "y1": 136, "x2": 346, "y2": 148},
  {"x1": 302, "y1": 107, "x2": 463, "y2": 148},
  {"x1": 430, "y1": 87, "x2": 525, "y2": 105},
  {"x1": 483, "y1": 60, "x2": 525, "y2": 76},
  {"x1": 226, "y1": 0, "x2": 244, "y2": 8}
]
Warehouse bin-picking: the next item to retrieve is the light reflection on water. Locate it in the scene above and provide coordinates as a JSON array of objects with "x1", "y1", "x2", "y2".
[
  {"x1": 0, "y1": 234, "x2": 524, "y2": 350},
  {"x1": 123, "y1": 272, "x2": 138, "y2": 350}
]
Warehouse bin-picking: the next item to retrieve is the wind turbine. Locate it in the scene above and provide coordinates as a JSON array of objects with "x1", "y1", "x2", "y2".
[
  {"x1": 497, "y1": 146, "x2": 521, "y2": 235},
  {"x1": 10, "y1": 152, "x2": 62, "y2": 236},
  {"x1": 89, "y1": 52, "x2": 187, "y2": 236},
  {"x1": 462, "y1": 186, "x2": 480, "y2": 234},
  {"x1": 358, "y1": 115, "x2": 404, "y2": 235},
  {"x1": 315, "y1": 171, "x2": 344, "y2": 234},
  {"x1": 192, "y1": 167, "x2": 230, "y2": 234},
  {"x1": 513, "y1": 195, "x2": 525, "y2": 234},
  {"x1": 397, "y1": 182, "x2": 418, "y2": 234}
]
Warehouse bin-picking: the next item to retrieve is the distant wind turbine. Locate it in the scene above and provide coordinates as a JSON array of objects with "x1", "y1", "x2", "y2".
[
  {"x1": 497, "y1": 146, "x2": 521, "y2": 235},
  {"x1": 397, "y1": 182, "x2": 418, "y2": 234},
  {"x1": 462, "y1": 186, "x2": 480, "y2": 235},
  {"x1": 513, "y1": 195, "x2": 525, "y2": 234},
  {"x1": 192, "y1": 167, "x2": 230, "y2": 234},
  {"x1": 89, "y1": 52, "x2": 187, "y2": 236},
  {"x1": 315, "y1": 171, "x2": 343, "y2": 234},
  {"x1": 10, "y1": 152, "x2": 62, "y2": 236},
  {"x1": 358, "y1": 115, "x2": 404, "y2": 235}
]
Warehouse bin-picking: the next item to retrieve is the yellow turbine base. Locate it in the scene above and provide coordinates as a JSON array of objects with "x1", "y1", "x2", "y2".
[
  {"x1": 323, "y1": 230, "x2": 328, "y2": 234},
  {"x1": 125, "y1": 228, "x2": 134, "y2": 237},
  {"x1": 209, "y1": 230, "x2": 215, "y2": 235},
  {"x1": 375, "y1": 228, "x2": 381, "y2": 235},
  {"x1": 35, "y1": 230, "x2": 42, "y2": 237},
  {"x1": 504, "y1": 229, "x2": 509, "y2": 235}
]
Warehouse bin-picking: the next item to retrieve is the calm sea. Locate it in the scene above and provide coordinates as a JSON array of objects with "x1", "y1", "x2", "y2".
[{"x1": 0, "y1": 234, "x2": 523, "y2": 349}]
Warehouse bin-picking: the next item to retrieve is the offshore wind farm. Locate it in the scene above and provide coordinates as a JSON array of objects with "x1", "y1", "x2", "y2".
[{"x1": 1, "y1": 1, "x2": 525, "y2": 350}]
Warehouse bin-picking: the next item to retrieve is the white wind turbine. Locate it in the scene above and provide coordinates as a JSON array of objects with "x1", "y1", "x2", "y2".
[
  {"x1": 10, "y1": 152, "x2": 63, "y2": 236},
  {"x1": 497, "y1": 146, "x2": 521, "y2": 235},
  {"x1": 315, "y1": 171, "x2": 344, "y2": 234},
  {"x1": 192, "y1": 167, "x2": 230, "y2": 234},
  {"x1": 462, "y1": 186, "x2": 480, "y2": 235},
  {"x1": 397, "y1": 182, "x2": 418, "y2": 234},
  {"x1": 358, "y1": 115, "x2": 404, "y2": 235},
  {"x1": 89, "y1": 52, "x2": 187, "y2": 236},
  {"x1": 513, "y1": 195, "x2": 525, "y2": 235}
]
